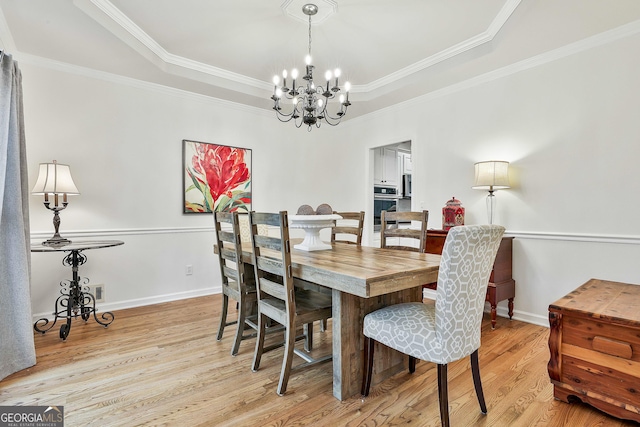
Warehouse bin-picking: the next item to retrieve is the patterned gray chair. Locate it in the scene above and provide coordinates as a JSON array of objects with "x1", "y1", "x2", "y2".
[{"x1": 361, "y1": 224, "x2": 505, "y2": 427}]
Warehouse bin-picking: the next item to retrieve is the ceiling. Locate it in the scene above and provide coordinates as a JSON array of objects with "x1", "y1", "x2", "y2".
[{"x1": 1, "y1": 0, "x2": 640, "y2": 119}]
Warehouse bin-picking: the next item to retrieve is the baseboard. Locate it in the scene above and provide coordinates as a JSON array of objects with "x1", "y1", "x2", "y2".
[{"x1": 31, "y1": 286, "x2": 221, "y2": 323}]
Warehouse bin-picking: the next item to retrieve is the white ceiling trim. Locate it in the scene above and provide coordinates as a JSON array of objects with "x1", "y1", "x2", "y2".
[
  {"x1": 18, "y1": 52, "x2": 272, "y2": 117},
  {"x1": 73, "y1": 0, "x2": 272, "y2": 95},
  {"x1": 359, "y1": 0, "x2": 522, "y2": 93},
  {"x1": 354, "y1": 19, "x2": 640, "y2": 122},
  {"x1": 74, "y1": 0, "x2": 521, "y2": 98}
]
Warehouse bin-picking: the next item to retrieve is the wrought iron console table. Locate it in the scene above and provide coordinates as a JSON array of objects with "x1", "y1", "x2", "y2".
[{"x1": 32, "y1": 240, "x2": 123, "y2": 340}]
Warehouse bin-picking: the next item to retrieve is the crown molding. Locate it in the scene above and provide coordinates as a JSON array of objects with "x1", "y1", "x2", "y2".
[
  {"x1": 357, "y1": 18, "x2": 640, "y2": 122},
  {"x1": 73, "y1": 0, "x2": 272, "y2": 95},
  {"x1": 360, "y1": 0, "x2": 522, "y2": 92},
  {"x1": 72, "y1": 0, "x2": 522, "y2": 96},
  {"x1": 18, "y1": 52, "x2": 272, "y2": 118}
]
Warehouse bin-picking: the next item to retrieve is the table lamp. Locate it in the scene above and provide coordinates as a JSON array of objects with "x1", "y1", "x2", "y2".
[
  {"x1": 32, "y1": 160, "x2": 80, "y2": 246},
  {"x1": 472, "y1": 160, "x2": 510, "y2": 224}
]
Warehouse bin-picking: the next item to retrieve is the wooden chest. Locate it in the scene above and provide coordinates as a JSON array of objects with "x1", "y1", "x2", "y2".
[
  {"x1": 548, "y1": 279, "x2": 640, "y2": 422},
  {"x1": 425, "y1": 229, "x2": 515, "y2": 329}
]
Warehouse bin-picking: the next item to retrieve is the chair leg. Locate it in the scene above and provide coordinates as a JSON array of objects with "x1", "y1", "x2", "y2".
[
  {"x1": 304, "y1": 322, "x2": 314, "y2": 352},
  {"x1": 231, "y1": 298, "x2": 248, "y2": 356},
  {"x1": 216, "y1": 294, "x2": 229, "y2": 341},
  {"x1": 409, "y1": 356, "x2": 416, "y2": 374},
  {"x1": 277, "y1": 321, "x2": 297, "y2": 396},
  {"x1": 361, "y1": 336, "x2": 375, "y2": 396},
  {"x1": 471, "y1": 349, "x2": 487, "y2": 414},
  {"x1": 251, "y1": 313, "x2": 266, "y2": 372},
  {"x1": 437, "y1": 364, "x2": 450, "y2": 427},
  {"x1": 320, "y1": 319, "x2": 327, "y2": 332}
]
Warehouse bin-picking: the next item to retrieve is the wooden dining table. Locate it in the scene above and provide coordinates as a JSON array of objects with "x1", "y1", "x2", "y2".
[{"x1": 223, "y1": 239, "x2": 441, "y2": 400}]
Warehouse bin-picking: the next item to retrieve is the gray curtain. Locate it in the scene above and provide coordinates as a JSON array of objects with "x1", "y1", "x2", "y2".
[{"x1": 0, "y1": 52, "x2": 36, "y2": 381}]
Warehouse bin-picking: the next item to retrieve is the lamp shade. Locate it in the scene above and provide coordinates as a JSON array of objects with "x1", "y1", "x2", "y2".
[
  {"x1": 472, "y1": 161, "x2": 510, "y2": 191},
  {"x1": 32, "y1": 161, "x2": 80, "y2": 195}
]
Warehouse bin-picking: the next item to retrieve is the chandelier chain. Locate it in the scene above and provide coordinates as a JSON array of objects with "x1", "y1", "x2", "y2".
[{"x1": 308, "y1": 14, "x2": 312, "y2": 56}]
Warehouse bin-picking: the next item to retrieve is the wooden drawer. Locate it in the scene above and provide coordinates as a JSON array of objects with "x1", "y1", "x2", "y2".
[
  {"x1": 563, "y1": 316, "x2": 640, "y2": 362},
  {"x1": 562, "y1": 352, "x2": 640, "y2": 408}
]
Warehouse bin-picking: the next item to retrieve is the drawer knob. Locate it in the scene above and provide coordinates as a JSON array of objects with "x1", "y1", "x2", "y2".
[{"x1": 592, "y1": 336, "x2": 633, "y2": 359}]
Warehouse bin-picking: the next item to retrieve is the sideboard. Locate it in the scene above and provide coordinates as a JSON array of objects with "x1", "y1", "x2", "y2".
[{"x1": 424, "y1": 229, "x2": 515, "y2": 329}]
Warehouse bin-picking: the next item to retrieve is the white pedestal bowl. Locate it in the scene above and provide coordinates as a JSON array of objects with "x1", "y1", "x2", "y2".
[{"x1": 289, "y1": 214, "x2": 342, "y2": 251}]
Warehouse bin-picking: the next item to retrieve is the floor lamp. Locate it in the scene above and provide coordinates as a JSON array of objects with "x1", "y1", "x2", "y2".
[
  {"x1": 472, "y1": 160, "x2": 510, "y2": 224},
  {"x1": 32, "y1": 160, "x2": 80, "y2": 246}
]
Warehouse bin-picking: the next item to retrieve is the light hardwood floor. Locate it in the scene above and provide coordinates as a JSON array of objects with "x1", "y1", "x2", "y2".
[{"x1": 1, "y1": 295, "x2": 636, "y2": 426}]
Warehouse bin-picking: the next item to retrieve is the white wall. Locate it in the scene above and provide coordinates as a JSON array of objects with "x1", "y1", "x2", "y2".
[
  {"x1": 331, "y1": 30, "x2": 640, "y2": 325},
  {"x1": 22, "y1": 62, "x2": 341, "y2": 317},
  {"x1": 23, "y1": 28, "x2": 640, "y2": 326}
]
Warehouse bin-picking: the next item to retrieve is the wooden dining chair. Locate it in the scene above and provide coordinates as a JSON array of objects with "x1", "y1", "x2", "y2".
[
  {"x1": 214, "y1": 211, "x2": 258, "y2": 356},
  {"x1": 380, "y1": 210, "x2": 428, "y2": 253},
  {"x1": 249, "y1": 211, "x2": 333, "y2": 396},
  {"x1": 362, "y1": 225, "x2": 505, "y2": 427},
  {"x1": 331, "y1": 211, "x2": 365, "y2": 245}
]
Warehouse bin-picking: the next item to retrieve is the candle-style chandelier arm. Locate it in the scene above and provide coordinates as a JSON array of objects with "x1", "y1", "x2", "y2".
[{"x1": 270, "y1": 3, "x2": 351, "y2": 131}]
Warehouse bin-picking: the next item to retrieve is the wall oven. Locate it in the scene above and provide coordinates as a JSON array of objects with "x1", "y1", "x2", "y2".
[{"x1": 373, "y1": 186, "x2": 399, "y2": 231}]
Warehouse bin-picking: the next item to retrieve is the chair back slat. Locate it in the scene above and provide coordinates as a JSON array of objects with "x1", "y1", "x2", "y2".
[
  {"x1": 220, "y1": 247, "x2": 237, "y2": 262},
  {"x1": 380, "y1": 210, "x2": 428, "y2": 253},
  {"x1": 249, "y1": 211, "x2": 295, "y2": 314},
  {"x1": 253, "y1": 234, "x2": 283, "y2": 252},
  {"x1": 331, "y1": 211, "x2": 365, "y2": 245},
  {"x1": 214, "y1": 211, "x2": 248, "y2": 293},
  {"x1": 222, "y1": 265, "x2": 239, "y2": 282},
  {"x1": 218, "y1": 230, "x2": 235, "y2": 244},
  {"x1": 258, "y1": 277, "x2": 288, "y2": 300},
  {"x1": 255, "y1": 255, "x2": 285, "y2": 277},
  {"x1": 435, "y1": 225, "x2": 505, "y2": 360}
]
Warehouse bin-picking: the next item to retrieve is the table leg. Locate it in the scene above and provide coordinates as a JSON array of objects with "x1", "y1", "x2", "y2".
[
  {"x1": 331, "y1": 287, "x2": 422, "y2": 400},
  {"x1": 33, "y1": 249, "x2": 114, "y2": 340}
]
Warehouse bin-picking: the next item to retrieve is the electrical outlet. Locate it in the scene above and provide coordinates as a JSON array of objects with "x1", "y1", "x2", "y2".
[
  {"x1": 186, "y1": 265, "x2": 193, "y2": 275},
  {"x1": 87, "y1": 284, "x2": 105, "y2": 302}
]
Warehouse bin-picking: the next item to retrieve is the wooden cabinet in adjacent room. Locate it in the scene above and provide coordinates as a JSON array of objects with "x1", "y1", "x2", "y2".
[{"x1": 425, "y1": 229, "x2": 515, "y2": 329}]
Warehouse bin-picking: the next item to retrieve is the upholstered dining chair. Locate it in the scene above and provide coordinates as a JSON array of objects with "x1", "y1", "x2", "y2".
[
  {"x1": 362, "y1": 225, "x2": 505, "y2": 427},
  {"x1": 331, "y1": 211, "x2": 365, "y2": 245},
  {"x1": 249, "y1": 211, "x2": 333, "y2": 396},
  {"x1": 214, "y1": 211, "x2": 258, "y2": 356},
  {"x1": 380, "y1": 210, "x2": 428, "y2": 253}
]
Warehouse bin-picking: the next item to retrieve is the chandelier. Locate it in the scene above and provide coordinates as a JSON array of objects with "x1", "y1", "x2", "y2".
[{"x1": 271, "y1": 4, "x2": 351, "y2": 131}]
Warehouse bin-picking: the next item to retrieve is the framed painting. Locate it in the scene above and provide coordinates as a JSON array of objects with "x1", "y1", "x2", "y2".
[{"x1": 183, "y1": 140, "x2": 252, "y2": 214}]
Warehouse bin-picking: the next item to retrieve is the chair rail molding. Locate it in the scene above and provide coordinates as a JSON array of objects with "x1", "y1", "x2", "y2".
[
  {"x1": 30, "y1": 226, "x2": 214, "y2": 239},
  {"x1": 505, "y1": 230, "x2": 640, "y2": 245}
]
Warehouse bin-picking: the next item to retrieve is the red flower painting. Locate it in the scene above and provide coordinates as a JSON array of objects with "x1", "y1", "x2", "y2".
[{"x1": 183, "y1": 140, "x2": 252, "y2": 213}]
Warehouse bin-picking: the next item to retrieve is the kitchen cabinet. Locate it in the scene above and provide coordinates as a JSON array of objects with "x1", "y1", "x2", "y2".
[
  {"x1": 401, "y1": 153, "x2": 412, "y2": 174},
  {"x1": 374, "y1": 147, "x2": 398, "y2": 186}
]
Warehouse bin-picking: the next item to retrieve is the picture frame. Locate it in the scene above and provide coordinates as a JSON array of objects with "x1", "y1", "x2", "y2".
[{"x1": 182, "y1": 139, "x2": 252, "y2": 214}]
